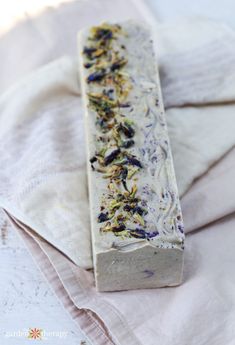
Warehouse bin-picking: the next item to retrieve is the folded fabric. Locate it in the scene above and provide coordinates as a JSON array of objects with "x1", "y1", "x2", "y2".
[
  {"x1": 1, "y1": 18, "x2": 235, "y2": 269},
  {"x1": 10, "y1": 174, "x2": 235, "y2": 345},
  {"x1": 1, "y1": 13, "x2": 235, "y2": 345}
]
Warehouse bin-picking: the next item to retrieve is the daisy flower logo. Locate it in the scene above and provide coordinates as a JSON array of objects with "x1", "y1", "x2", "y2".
[{"x1": 28, "y1": 328, "x2": 43, "y2": 340}]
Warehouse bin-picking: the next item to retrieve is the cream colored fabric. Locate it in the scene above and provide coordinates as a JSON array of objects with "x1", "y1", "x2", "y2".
[
  {"x1": 1, "y1": 1, "x2": 235, "y2": 343},
  {"x1": 154, "y1": 18, "x2": 235, "y2": 193},
  {"x1": 0, "y1": 0, "x2": 147, "y2": 94},
  {"x1": 0, "y1": 58, "x2": 93, "y2": 268},
  {"x1": 1, "y1": 18, "x2": 235, "y2": 269},
  {"x1": 10, "y1": 146, "x2": 235, "y2": 344}
]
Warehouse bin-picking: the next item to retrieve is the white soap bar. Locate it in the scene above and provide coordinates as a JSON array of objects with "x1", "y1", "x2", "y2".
[{"x1": 78, "y1": 21, "x2": 185, "y2": 291}]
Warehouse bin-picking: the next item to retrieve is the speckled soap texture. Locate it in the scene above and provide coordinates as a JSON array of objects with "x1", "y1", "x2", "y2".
[{"x1": 78, "y1": 21, "x2": 185, "y2": 292}]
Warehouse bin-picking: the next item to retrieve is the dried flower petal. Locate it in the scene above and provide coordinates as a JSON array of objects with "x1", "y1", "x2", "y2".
[{"x1": 104, "y1": 148, "x2": 121, "y2": 165}]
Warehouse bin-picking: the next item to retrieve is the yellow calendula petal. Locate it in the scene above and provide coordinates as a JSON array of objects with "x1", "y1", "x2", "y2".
[
  {"x1": 129, "y1": 184, "x2": 138, "y2": 198},
  {"x1": 127, "y1": 167, "x2": 139, "y2": 179},
  {"x1": 133, "y1": 213, "x2": 145, "y2": 226}
]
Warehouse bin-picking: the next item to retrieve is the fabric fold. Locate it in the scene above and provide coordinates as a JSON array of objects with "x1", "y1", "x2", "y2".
[
  {"x1": 9, "y1": 214, "x2": 140, "y2": 345},
  {"x1": 1, "y1": 14, "x2": 235, "y2": 345},
  {"x1": 7, "y1": 207, "x2": 235, "y2": 345},
  {"x1": 1, "y1": 17, "x2": 235, "y2": 266},
  {"x1": 182, "y1": 146, "x2": 235, "y2": 232}
]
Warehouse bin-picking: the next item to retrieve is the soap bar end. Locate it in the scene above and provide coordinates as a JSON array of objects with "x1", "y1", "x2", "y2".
[{"x1": 95, "y1": 245, "x2": 184, "y2": 292}]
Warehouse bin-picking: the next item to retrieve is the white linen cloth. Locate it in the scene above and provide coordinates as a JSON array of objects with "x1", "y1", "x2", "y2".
[
  {"x1": 0, "y1": 3, "x2": 235, "y2": 344},
  {"x1": 1, "y1": 18, "x2": 235, "y2": 268}
]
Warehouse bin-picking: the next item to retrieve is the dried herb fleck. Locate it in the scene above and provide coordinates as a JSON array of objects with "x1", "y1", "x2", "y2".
[
  {"x1": 84, "y1": 23, "x2": 151, "y2": 239},
  {"x1": 104, "y1": 148, "x2": 121, "y2": 166},
  {"x1": 98, "y1": 212, "x2": 109, "y2": 223},
  {"x1": 119, "y1": 122, "x2": 135, "y2": 138},
  {"x1": 121, "y1": 139, "x2": 134, "y2": 148},
  {"x1": 87, "y1": 69, "x2": 107, "y2": 83},
  {"x1": 126, "y1": 155, "x2": 143, "y2": 168},
  {"x1": 112, "y1": 224, "x2": 126, "y2": 232},
  {"x1": 110, "y1": 58, "x2": 128, "y2": 72}
]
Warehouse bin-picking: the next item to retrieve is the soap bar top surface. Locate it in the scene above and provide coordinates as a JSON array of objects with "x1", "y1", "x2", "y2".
[{"x1": 79, "y1": 21, "x2": 185, "y2": 254}]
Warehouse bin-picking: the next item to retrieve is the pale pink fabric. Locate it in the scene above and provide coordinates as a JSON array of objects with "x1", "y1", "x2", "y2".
[
  {"x1": 0, "y1": 0, "x2": 150, "y2": 94},
  {"x1": 2, "y1": 63, "x2": 235, "y2": 343},
  {"x1": 182, "y1": 147, "x2": 235, "y2": 232},
  {"x1": 1, "y1": 1, "x2": 235, "y2": 344},
  {"x1": 8, "y1": 152, "x2": 235, "y2": 344}
]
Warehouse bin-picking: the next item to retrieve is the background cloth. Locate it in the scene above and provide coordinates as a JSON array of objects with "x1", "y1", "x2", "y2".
[
  {"x1": 0, "y1": 1, "x2": 235, "y2": 344},
  {"x1": 1, "y1": 18, "x2": 235, "y2": 268}
]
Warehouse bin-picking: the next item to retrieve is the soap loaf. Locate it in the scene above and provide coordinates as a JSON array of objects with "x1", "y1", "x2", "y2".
[{"x1": 78, "y1": 21, "x2": 185, "y2": 291}]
